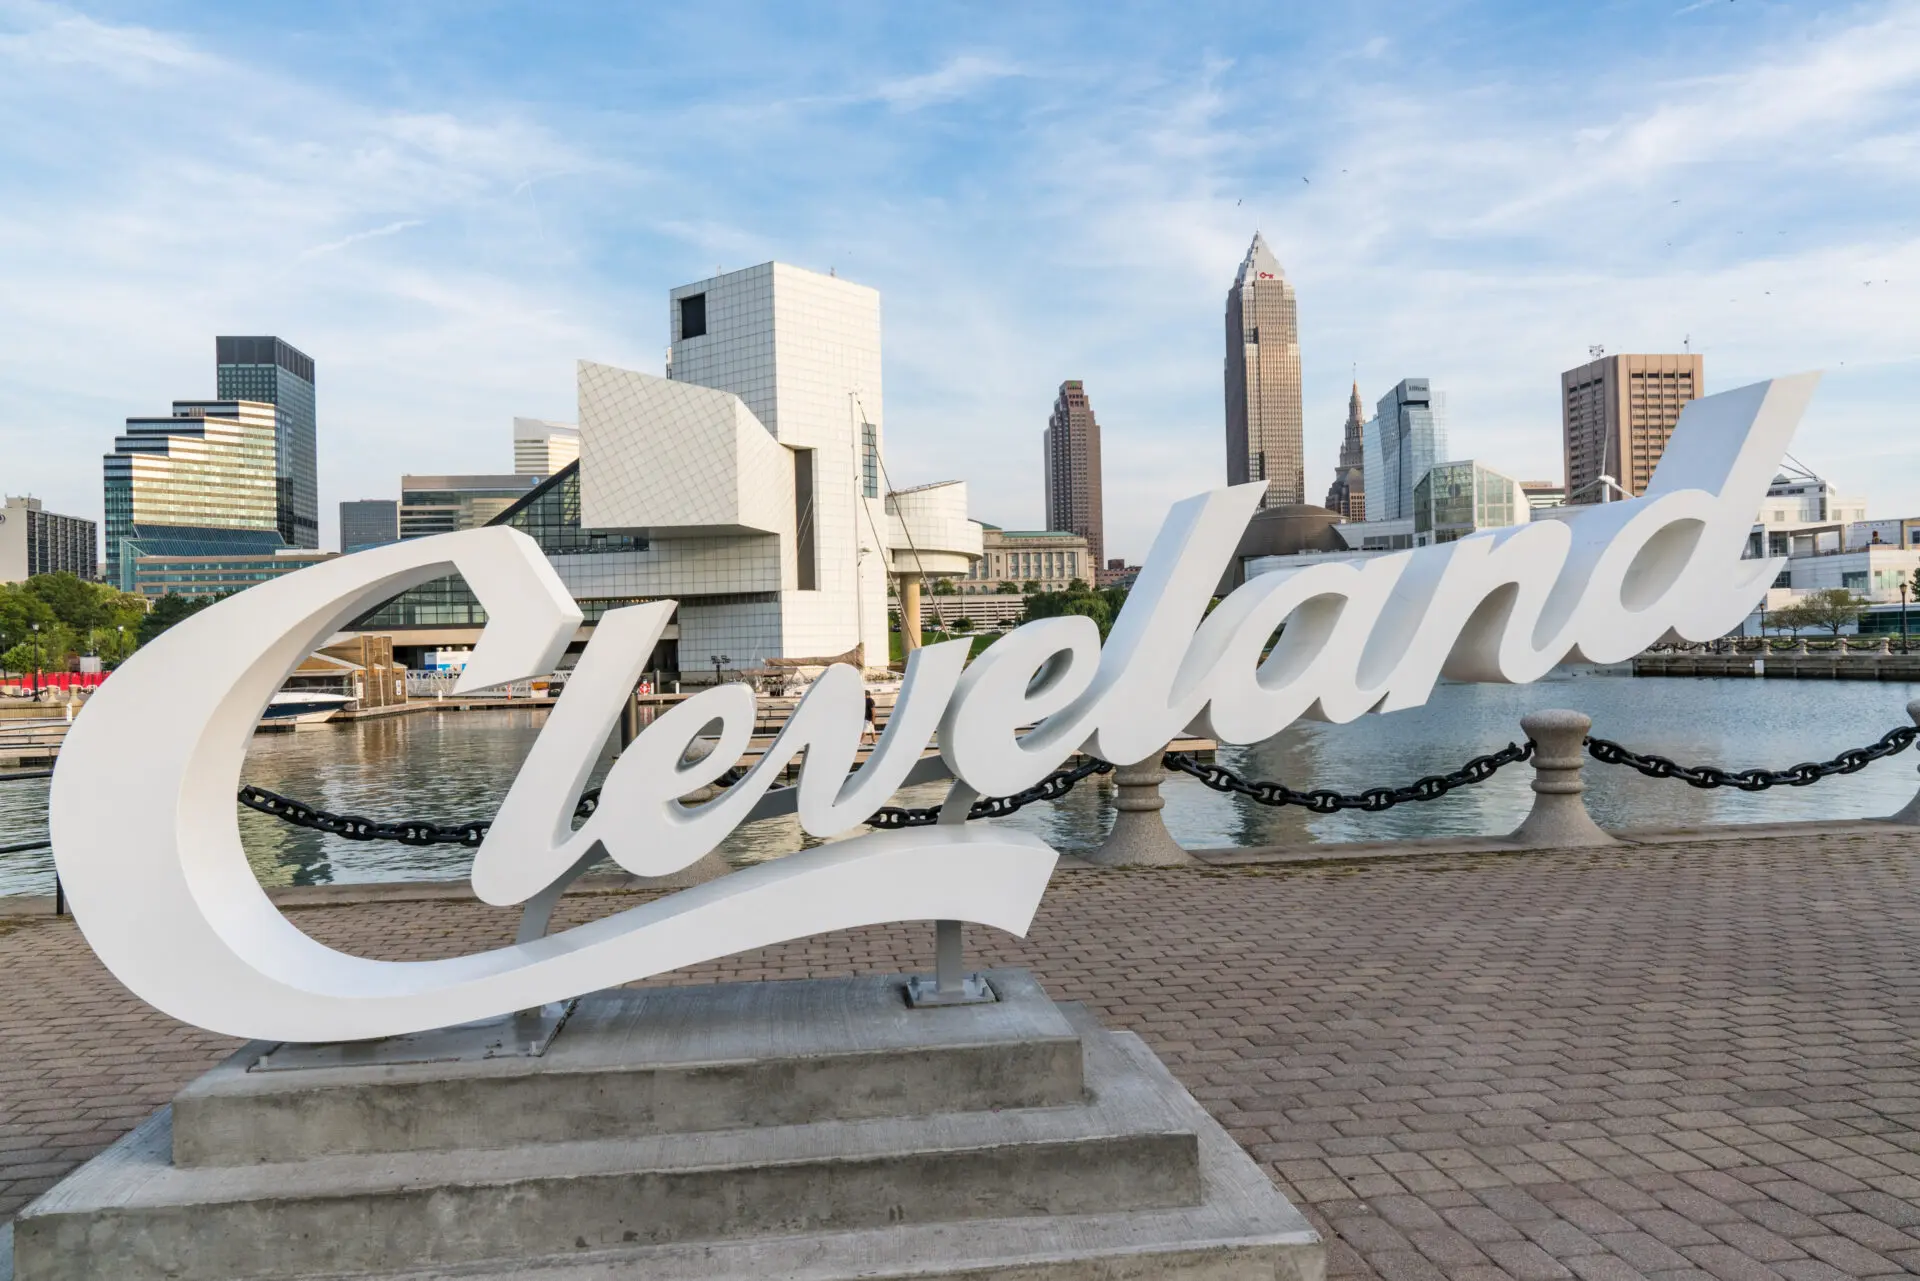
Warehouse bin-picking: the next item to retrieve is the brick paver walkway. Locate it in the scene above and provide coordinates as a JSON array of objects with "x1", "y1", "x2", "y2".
[{"x1": 6, "y1": 829, "x2": 1920, "y2": 1279}]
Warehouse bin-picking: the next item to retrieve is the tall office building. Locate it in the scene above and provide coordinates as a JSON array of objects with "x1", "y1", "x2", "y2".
[
  {"x1": 1561, "y1": 353, "x2": 1703, "y2": 501},
  {"x1": 1043, "y1": 380, "x2": 1105, "y2": 574},
  {"x1": 216, "y1": 336, "x2": 318, "y2": 549},
  {"x1": 513, "y1": 418, "x2": 580, "y2": 476},
  {"x1": 339, "y1": 499, "x2": 399, "y2": 553},
  {"x1": 103, "y1": 400, "x2": 283, "y2": 589},
  {"x1": 0, "y1": 496, "x2": 96, "y2": 583},
  {"x1": 1224, "y1": 232, "x2": 1304, "y2": 509},
  {"x1": 1323, "y1": 382, "x2": 1366, "y2": 521},
  {"x1": 1361, "y1": 379, "x2": 1449, "y2": 523}
]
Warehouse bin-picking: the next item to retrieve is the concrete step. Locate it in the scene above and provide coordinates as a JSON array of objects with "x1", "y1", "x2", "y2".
[
  {"x1": 219, "y1": 1018, "x2": 1324, "y2": 1281},
  {"x1": 10, "y1": 1003, "x2": 1204, "y2": 1281},
  {"x1": 173, "y1": 970, "x2": 1084, "y2": 1166}
]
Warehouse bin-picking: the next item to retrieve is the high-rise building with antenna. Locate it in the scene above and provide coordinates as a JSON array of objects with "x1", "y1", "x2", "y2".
[
  {"x1": 1224, "y1": 233, "x2": 1303, "y2": 509},
  {"x1": 1043, "y1": 380, "x2": 1104, "y2": 575},
  {"x1": 1561, "y1": 353, "x2": 1703, "y2": 501}
]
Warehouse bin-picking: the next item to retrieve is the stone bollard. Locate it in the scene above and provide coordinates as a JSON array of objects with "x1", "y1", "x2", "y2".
[
  {"x1": 1086, "y1": 748, "x2": 1194, "y2": 866},
  {"x1": 1508, "y1": 709, "x2": 1617, "y2": 848},
  {"x1": 1885, "y1": 700, "x2": 1920, "y2": 824}
]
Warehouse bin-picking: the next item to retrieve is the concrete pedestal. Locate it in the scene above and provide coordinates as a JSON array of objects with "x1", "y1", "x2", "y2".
[
  {"x1": 8, "y1": 971, "x2": 1322, "y2": 1281},
  {"x1": 1087, "y1": 751, "x2": 1195, "y2": 867}
]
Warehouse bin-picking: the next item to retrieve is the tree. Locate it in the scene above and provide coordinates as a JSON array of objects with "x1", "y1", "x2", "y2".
[
  {"x1": 950, "y1": 616, "x2": 976, "y2": 633},
  {"x1": 138, "y1": 593, "x2": 216, "y2": 645},
  {"x1": 1773, "y1": 588, "x2": 1864, "y2": 638},
  {"x1": 1021, "y1": 580, "x2": 1132, "y2": 640},
  {"x1": 929, "y1": 577, "x2": 956, "y2": 596},
  {"x1": 1021, "y1": 580, "x2": 1042, "y2": 595},
  {"x1": 1910, "y1": 566, "x2": 1920, "y2": 600},
  {"x1": 997, "y1": 581, "x2": 1019, "y2": 594}
]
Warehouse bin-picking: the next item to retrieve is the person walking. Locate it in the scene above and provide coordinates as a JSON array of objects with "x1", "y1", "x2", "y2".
[{"x1": 862, "y1": 691, "x2": 878, "y2": 745}]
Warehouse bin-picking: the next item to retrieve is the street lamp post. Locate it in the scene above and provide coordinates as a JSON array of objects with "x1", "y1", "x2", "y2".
[
  {"x1": 709, "y1": 654, "x2": 729, "y2": 685},
  {"x1": 31, "y1": 622, "x2": 41, "y2": 699},
  {"x1": 116, "y1": 624, "x2": 125, "y2": 665},
  {"x1": 1902, "y1": 583, "x2": 1910, "y2": 654}
]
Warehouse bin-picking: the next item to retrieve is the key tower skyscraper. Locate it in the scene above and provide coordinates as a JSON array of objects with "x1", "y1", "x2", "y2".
[
  {"x1": 1043, "y1": 380, "x2": 1104, "y2": 576},
  {"x1": 1224, "y1": 233, "x2": 1303, "y2": 509}
]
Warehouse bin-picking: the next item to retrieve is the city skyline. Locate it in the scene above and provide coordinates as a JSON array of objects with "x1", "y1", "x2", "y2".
[{"x1": 1, "y1": 2, "x2": 1915, "y2": 562}]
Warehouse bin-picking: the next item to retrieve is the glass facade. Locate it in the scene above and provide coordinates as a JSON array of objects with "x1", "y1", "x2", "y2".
[
  {"x1": 132, "y1": 550, "x2": 333, "y2": 600},
  {"x1": 103, "y1": 401, "x2": 282, "y2": 588},
  {"x1": 339, "y1": 499, "x2": 398, "y2": 553},
  {"x1": 1412, "y1": 460, "x2": 1525, "y2": 545},
  {"x1": 399, "y1": 475, "x2": 543, "y2": 539},
  {"x1": 115, "y1": 526, "x2": 287, "y2": 592},
  {"x1": 1362, "y1": 380, "x2": 1450, "y2": 523},
  {"x1": 216, "y1": 337, "x2": 318, "y2": 549},
  {"x1": 354, "y1": 464, "x2": 647, "y2": 628}
]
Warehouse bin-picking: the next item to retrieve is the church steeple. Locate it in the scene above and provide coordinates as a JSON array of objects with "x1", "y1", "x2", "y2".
[{"x1": 1325, "y1": 380, "x2": 1367, "y2": 520}]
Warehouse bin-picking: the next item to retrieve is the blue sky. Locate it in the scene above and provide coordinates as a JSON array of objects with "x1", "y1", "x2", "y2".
[{"x1": 2, "y1": 0, "x2": 1917, "y2": 559}]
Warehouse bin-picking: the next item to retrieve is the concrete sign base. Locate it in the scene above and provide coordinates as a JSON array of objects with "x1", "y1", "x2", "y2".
[{"x1": 8, "y1": 972, "x2": 1323, "y2": 1280}]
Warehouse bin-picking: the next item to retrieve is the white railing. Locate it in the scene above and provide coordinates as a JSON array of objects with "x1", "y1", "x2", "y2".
[{"x1": 405, "y1": 673, "x2": 555, "y2": 700}]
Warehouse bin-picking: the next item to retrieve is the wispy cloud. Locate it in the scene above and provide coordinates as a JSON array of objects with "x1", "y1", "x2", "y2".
[
  {"x1": 0, "y1": 1, "x2": 1915, "y2": 559},
  {"x1": 296, "y1": 219, "x2": 426, "y2": 262},
  {"x1": 871, "y1": 55, "x2": 1020, "y2": 109},
  {"x1": 0, "y1": 0, "x2": 205, "y2": 77}
]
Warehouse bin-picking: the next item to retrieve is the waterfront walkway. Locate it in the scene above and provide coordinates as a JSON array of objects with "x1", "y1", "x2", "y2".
[{"x1": 6, "y1": 826, "x2": 1920, "y2": 1279}]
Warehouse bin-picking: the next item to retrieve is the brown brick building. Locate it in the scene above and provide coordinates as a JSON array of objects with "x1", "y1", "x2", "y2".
[{"x1": 1561, "y1": 352, "x2": 1703, "y2": 500}]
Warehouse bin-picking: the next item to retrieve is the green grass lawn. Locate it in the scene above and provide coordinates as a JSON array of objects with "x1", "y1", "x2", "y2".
[{"x1": 889, "y1": 631, "x2": 1000, "y2": 662}]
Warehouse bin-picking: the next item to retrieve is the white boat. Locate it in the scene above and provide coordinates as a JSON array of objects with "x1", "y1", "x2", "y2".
[{"x1": 259, "y1": 692, "x2": 352, "y2": 731}]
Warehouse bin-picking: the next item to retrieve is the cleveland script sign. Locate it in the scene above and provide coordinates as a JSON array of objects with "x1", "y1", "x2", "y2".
[{"x1": 51, "y1": 375, "x2": 1817, "y2": 1041}]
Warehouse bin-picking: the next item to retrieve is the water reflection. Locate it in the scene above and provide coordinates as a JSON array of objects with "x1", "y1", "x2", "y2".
[{"x1": 4, "y1": 674, "x2": 1918, "y2": 895}]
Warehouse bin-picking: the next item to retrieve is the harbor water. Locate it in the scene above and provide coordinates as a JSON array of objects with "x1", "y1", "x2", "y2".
[{"x1": 4, "y1": 673, "x2": 1918, "y2": 896}]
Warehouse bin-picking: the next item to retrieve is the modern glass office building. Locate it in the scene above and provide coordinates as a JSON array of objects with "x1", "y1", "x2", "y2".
[
  {"x1": 102, "y1": 400, "x2": 283, "y2": 589},
  {"x1": 354, "y1": 464, "x2": 646, "y2": 628},
  {"x1": 130, "y1": 549, "x2": 335, "y2": 600},
  {"x1": 399, "y1": 475, "x2": 544, "y2": 539},
  {"x1": 339, "y1": 499, "x2": 398, "y2": 553},
  {"x1": 1361, "y1": 379, "x2": 1450, "y2": 523},
  {"x1": 1412, "y1": 460, "x2": 1529, "y2": 545},
  {"x1": 216, "y1": 336, "x2": 318, "y2": 549}
]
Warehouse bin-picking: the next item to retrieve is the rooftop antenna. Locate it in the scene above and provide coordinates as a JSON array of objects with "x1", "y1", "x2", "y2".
[
  {"x1": 1588, "y1": 344, "x2": 1605, "y2": 360},
  {"x1": 1683, "y1": 334, "x2": 1691, "y2": 352}
]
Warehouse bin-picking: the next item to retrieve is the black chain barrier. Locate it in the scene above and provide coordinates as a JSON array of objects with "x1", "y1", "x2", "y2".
[
  {"x1": 1162, "y1": 741, "x2": 1535, "y2": 813},
  {"x1": 1586, "y1": 724, "x2": 1920, "y2": 790},
  {"x1": 864, "y1": 757, "x2": 1114, "y2": 829},
  {"x1": 226, "y1": 720, "x2": 1920, "y2": 845},
  {"x1": 238, "y1": 756, "x2": 1110, "y2": 843}
]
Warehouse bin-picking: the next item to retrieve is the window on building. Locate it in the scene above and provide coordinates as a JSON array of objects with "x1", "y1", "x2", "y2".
[
  {"x1": 679, "y1": 293, "x2": 707, "y2": 340},
  {"x1": 861, "y1": 423, "x2": 879, "y2": 499},
  {"x1": 1843, "y1": 570, "x2": 1869, "y2": 592},
  {"x1": 793, "y1": 448, "x2": 817, "y2": 591}
]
